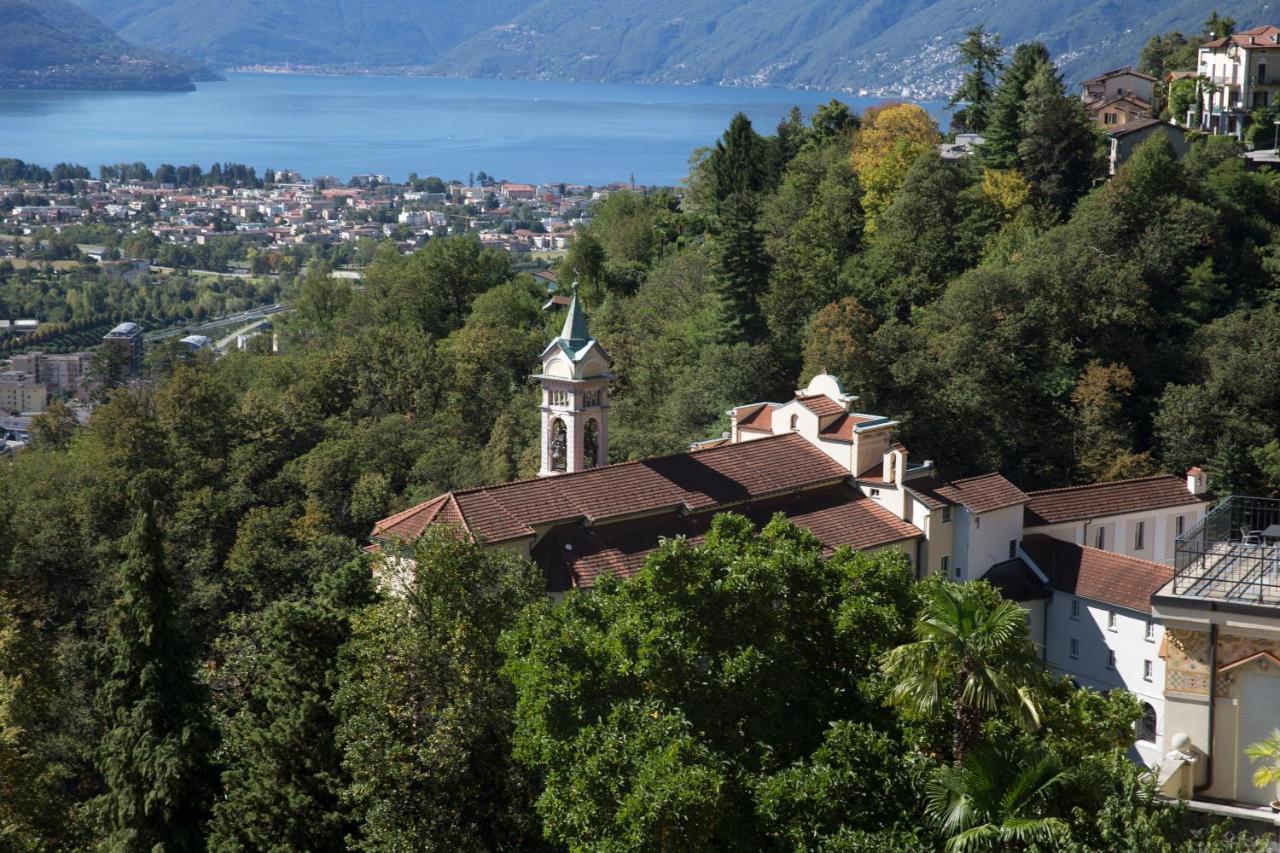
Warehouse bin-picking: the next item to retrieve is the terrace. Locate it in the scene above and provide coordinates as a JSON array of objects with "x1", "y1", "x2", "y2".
[{"x1": 1171, "y1": 496, "x2": 1280, "y2": 606}]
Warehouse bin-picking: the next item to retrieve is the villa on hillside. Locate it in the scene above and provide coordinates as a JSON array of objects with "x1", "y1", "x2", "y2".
[
  {"x1": 1196, "y1": 25, "x2": 1280, "y2": 137},
  {"x1": 370, "y1": 296, "x2": 1280, "y2": 818}
]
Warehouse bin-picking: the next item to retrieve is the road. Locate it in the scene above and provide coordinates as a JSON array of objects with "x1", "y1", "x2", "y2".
[{"x1": 144, "y1": 303, "x2": 287, "y2": 343}]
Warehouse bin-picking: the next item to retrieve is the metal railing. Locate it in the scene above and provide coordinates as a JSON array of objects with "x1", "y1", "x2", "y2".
[{"x1": 1174, "y1": 496, "x2": 1280, "y2": 604}]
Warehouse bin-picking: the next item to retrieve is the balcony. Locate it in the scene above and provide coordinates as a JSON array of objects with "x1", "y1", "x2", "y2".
[{"x1": 1172, "y1": 496, "x2": 1280, "y2": 605}]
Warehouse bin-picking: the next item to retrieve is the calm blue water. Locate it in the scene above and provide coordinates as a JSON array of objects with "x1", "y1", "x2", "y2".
[{"x1": 0, "y1": 73, "x2": 947, "y2": 185}]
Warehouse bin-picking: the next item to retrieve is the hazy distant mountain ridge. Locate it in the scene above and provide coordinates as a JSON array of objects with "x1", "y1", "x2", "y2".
[
  {"x1": 74, "y1": 0, "x2": 532, "y2": 68},
  {"x1": 0, "y1": 0, "x2": 196, "y2": 90},
  {"x1": 70, "y1": 0, "x2": 1279, "y2": 95}
]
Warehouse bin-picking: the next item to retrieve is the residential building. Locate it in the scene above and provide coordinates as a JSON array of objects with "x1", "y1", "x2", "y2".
[
  {"x1": 0, "y1": 371, "x2": 46, "y2": 413},
  {"x1": 1082, "y1": 68, "x2": 1157, "y2": 128},
  {"x1": 1197, "y1": 25, "x2": 1280, "y2": 136},
  {"x1": 9, "y1": 351, "x2": 93, "y2": 399},
  {"x1": 103, "y1": 322, "x2": 145, "y2": 376},
  {"x1": 1152, "y1": 496, "x2": 1280, "y2": 809},
  {"x1": 1106, "y1": 119, "x2": 1190, "y2": 175}
]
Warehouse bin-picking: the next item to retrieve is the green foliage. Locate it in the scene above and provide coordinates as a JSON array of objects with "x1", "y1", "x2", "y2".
[
  {"x1": 949, "y1": 26, "x2": 1003, "y2": 133},
  {"x1": 95, "y1": 499, "x2": 213, "y2": 851},
  {"x1": 501, "y1": 514, "x2": 920, "y2": 849},
  {"x1": 334, "y1": 530, "x2": 546, "y2": 851}
]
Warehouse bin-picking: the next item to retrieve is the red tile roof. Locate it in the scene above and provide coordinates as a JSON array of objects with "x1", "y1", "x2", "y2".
[
  {"x1": 534, "y1": 485, "x2": 921, "y2": 590},
  {"x1": 1021, "y1": 535, "x2": 1172, "y2": 613},
  {"x1": 797, "y1": 395, "x2": 845, "y2": 417},
  {"x1": 373, "y1": 433, "x2": 851, "y2": 545},
  {"x1": 1023, "y1": 475, "x2": 1203, "y2": 527},
  {"x1": 819, "y1": 413, "x2": 874, "y2": 442},
  {"x1": 907, "y1": 473, "x2": 1027, "y2": 514},
  {"x1": 735, "y1": 402, "x2": 775, "y2": 433},
  {"x1": 1203, "y1": 26, "x2": 1280, "y2": 49}
]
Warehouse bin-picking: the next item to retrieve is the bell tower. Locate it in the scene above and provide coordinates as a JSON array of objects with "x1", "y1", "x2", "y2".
[{"x1": 536, "y1": 288, "x2": 612, "y2": 477}]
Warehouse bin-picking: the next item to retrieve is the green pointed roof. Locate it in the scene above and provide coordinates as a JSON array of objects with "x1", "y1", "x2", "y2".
[{"x1": 559, "y1": 287, "x2": 591, "y2": 349}]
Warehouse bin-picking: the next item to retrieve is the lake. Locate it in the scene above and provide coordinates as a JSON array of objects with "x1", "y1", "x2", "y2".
[{"x1": 0, "y1": 73, "x2": 947, "y2": 186}]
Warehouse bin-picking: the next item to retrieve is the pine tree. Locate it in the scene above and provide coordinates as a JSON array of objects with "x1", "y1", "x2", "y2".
[
  {"x1": 96, "y1": 499, "x2": 211, "y2": 852},
  {"x1": 982, "y1": 41, "x2": 1053, "y2": 168},
  {"x1": 709, "y1": 113, "x2": 768, "y2": 210},
  {"x1": 949, "y1": 26, "x2": 1003, "y2": 133},
  {"x1": 1017, "y1": 64, "x2": 1102, "y2": 216}
]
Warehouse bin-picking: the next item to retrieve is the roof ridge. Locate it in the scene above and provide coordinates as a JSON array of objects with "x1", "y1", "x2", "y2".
[
  {"x1": 1026, "y1": 473, "x2": 1179, "y2": 497},
  {"x1": 1025, "y1": 534, "x2": 1172, "y2": 573},
  {"x1": 373, "y1": 492, "x2": 450, "y2": 534},
  {"x1": 946, "y1": 471, "x2": 1016, "y2": 487},
  {"x1": 451, "y1": 431, "x2": 812, "y2": 498}
]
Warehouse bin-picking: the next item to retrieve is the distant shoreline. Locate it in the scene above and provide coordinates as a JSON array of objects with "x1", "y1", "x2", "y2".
[{"x1": 223, "y1": 66, "x2": 930, "y2": 101}]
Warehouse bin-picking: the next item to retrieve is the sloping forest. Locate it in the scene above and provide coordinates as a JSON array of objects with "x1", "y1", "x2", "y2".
[{"x1": 2, "y1": 40, "x2": 1280, "y2": 850}]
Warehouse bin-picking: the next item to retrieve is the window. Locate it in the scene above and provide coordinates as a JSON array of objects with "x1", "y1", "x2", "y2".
[
  {"x1": 1143, "y1": 660, "x2": 1154, "y2": 682},
  {"x1": 1176, "y1": 515, "x2": 1185, "y2": 537},
  {"x1": 1104, "y1": 111, "x2": 1117, "y2": 124},
  {"x1": 940, "y1": 555, "x2": 950, "y2": 576},
  {"x1": 1138, "y1": 702, "x2": 1157, "y2": 740},
  {"x1": 942, "y1": 507, "x2": 952, "y2": 523},
  {"x1": 1070, "y1": 599, "x2": 1080, "y2": 620},
  {"x1": 1070, "y1": 639, "x2": 1079, "y2": 659},
  {"x1": 974, "y1": 517, "x2": 981, "y2": 529},
  {"x1": 1106, "y1": 650, "x2": 1116, "y2": 670},
  {"x1": 954, "y1": 563, "x2": 962, "y2": 579},
  {"x1": 1260, "y1": 63, "x2": 1269, "y2": 84},
  {"x1": 1107, "y1": 611, "x2": 1117, "y2": 631},
  {"x1": 583, "y1": 418, "x2": 599, "y2": 469},
  {"x1": 1095, "y1": 526, "x2": 1105, "y2": 550},
  {"x1": 869, "y1": 487, "x2": 880, "y2": 498},
  {"x1": 1008, "y1": 540, "x2": 1018, "y2": 560},
  {"x1": 1135, "y1": 521, "x2": 1145, "y2": 551},
  {"x1": 1145, "y1": 619, "x2": 1155, "y2": 641},
  {"x1": 549, "y1": 418, "x2": 568, "y2": 473}
]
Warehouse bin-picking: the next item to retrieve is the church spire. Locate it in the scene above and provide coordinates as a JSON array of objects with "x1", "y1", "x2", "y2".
[
  {"x1": 536, "y1": 287, "x2": 612, "y2": 477},
  {"x1": 559, "y1": 283, "x2": 591, "y2": 348}
]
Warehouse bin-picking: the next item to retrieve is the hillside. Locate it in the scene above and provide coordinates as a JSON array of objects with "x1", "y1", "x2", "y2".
[
  {"x1": 69, "y1": 0, "x2": 1280, "y2": 95},
  {"x1": 73, "y1": 0, "x2": 531, "y2": 69},
  {"x1": 0, "y1": 0, "x2": 195, "y2": 90}
]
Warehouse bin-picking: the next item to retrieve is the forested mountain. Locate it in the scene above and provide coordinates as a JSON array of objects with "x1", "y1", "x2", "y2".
[
  {"x1": 72, "y1": 0, "x2": 1275, "y2": 95},
  {"x1": 72, "y1": 0, "x2": 530, "y2": 69},
  {"x1": 0, "y1": 0, "x2": 196, "y2": 91}
]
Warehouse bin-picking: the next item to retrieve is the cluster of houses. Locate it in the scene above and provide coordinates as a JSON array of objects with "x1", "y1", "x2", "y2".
[
  {"x1": 371, "y1": 298, "x2": 1280, "y2": 827},
  {"x1": 0, "y1": 172, "x2": 624, "y2": 262}
]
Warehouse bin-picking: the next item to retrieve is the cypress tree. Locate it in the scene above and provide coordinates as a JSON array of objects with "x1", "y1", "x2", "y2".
[
  {"x1": 982, "y1": 41, "x2": 1053, "y2": 168},
  {"x1": 710, "y1": 112, "x2": 768, "y2": 209},
  {"x1": 96, "y1": 499, "x2": 210, "y2": 852},
  {"x1": 714, "y1": 191, "x2": 770, "y2": 344},
  {"x1": 1017, "y1": 64, "x2": 1102, "y2": 216}
]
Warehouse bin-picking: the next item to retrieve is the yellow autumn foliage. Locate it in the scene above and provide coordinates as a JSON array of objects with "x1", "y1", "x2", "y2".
[{"x1": 849, "y1": 103, "x2": 941, "y2": 233}]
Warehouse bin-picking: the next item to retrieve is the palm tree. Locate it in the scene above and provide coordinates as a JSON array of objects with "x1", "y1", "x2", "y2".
[
  {"x1": 881, "y1": 581, "x2": 1044, "y2": 760},
  {"x1": 925, "y1": 748, "x2": 1073, "y2": 852},
  {"x1": 1245, "y1": 730, "x2": 1280, "y2": 802}
]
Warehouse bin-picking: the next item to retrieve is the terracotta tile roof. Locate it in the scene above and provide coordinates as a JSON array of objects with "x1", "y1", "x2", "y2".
[
  {"x1": 735, "y1": 402, "x2": 775, "y2": 433},
  {"x1": 1203, "y1": 26, "x2": 1280, "y2": 49},
  {"x1": 1021, "y1": 535, "x2": 1172, "y2": 613},
  {"x1": 372, "y1": 433, "x2": 851, "y2": 545},
  {"x1": 1023, "y1": 474, "x2": 1204, "y2": 527},
  {"x1": 533, "y1": 485, "x2": 922, "y2": 591},
  {"x1": 982, "y1": 557, "x2": 1050, "y2": 602},
  {"x1": 819, "y1": 413, "x2": 874, "y2": 442},
  {"x1": 907, "y1": 473, "x2": 1026, "y2": 514},
  {"x1": 797, "y1": 395, "x2": 845, "y2": 417}
]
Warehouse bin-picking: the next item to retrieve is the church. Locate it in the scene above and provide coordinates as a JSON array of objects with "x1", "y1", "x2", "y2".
[{"x1": 372, "y1": 293, "x2": 1232, "y2": 776}]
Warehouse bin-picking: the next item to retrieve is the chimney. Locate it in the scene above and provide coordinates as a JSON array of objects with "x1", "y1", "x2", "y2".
[{"x1": 1187, "y1": 467, "x2": 1208, "y2": 496}]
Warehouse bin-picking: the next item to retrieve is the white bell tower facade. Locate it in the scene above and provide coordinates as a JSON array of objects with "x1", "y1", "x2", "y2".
[{"x1": 536, "y1": 290, "x2": 612, "y2": 477}]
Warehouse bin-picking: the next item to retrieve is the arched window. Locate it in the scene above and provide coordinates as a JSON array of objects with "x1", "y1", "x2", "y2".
[
  {"x1": 1137, "y1": 702, "x2": 1157, "y2": 742},
  {"x1": 790, "y1": 414, "x2": 799, "y2": 431},
  {"x1": 550, "y1": 418, "x2": 568, "y2": 472},
  {"x1": 584, "y1": 418, "x2": 599, "y2": 469}
]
